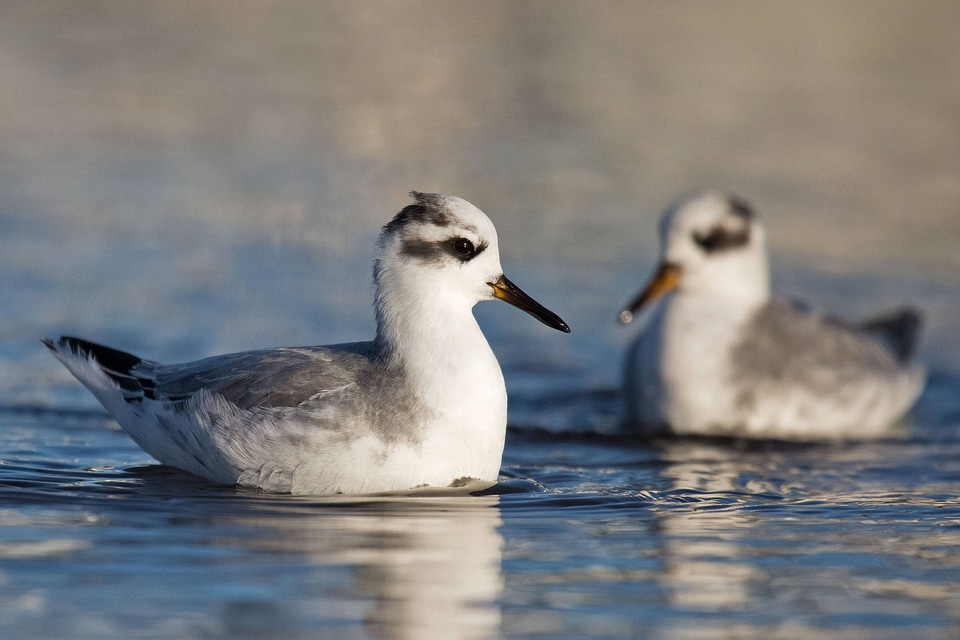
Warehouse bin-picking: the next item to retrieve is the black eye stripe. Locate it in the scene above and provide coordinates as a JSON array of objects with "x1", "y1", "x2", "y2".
[
  {"x1": 693, "y1": 225, "x2": 750, "y2": 253},
  {"x1": 399, "y1": 236, "x2": 488, "y2": 263}
]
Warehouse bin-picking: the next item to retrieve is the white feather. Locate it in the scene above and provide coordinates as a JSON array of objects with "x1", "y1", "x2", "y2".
[
  {"x1": 45, "y1": 192, "x2": 568, "y2": 493},
  {"x1": 622, "y1": 191, "x2": 925, "y2": 439}
]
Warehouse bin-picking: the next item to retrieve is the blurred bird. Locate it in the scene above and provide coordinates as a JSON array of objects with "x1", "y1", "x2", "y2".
[
  {"x1": 45, "y1": 192, "x2": 570, "y2": 494},
  {"x1": 619, "y1": 190, "x2": 924, "y2": 439}
]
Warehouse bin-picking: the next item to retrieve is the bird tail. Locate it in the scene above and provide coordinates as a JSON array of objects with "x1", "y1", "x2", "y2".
[
  {"x1": 42, "y1": 336, "x2": 155, "y2": 401},
  {"x1": 858, "y1": 307, "x2": 923, "y2": 364}
]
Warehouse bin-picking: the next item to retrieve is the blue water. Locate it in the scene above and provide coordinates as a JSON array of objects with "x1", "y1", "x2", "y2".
[
  {"x1": 3, "y1": 383, "x2": 960, "y2": 639},
  {"x1": 5, "y1": 212, "x2": 960, "y2": 640},
  {"x1": 3, "y1": 2, "x2": 960, "y2": 638}
]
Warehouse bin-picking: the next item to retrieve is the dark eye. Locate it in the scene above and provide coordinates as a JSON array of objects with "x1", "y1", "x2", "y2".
[
  {"x1": 692, "y1": 225, "x2": 750, "y2": 253},
  {"x1": 453, "y1": 237, "x2": 474, "y2": 258}
]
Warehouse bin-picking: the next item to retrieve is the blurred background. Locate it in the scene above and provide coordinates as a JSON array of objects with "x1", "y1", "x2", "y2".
[{"x1": 1, "y1": 0, "x2": 958, "y2": 408}]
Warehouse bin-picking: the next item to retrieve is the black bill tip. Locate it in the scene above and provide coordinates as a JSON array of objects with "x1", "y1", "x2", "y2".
[{"x1": 489, "y1": 274, "x2": 570, "y2": 333}]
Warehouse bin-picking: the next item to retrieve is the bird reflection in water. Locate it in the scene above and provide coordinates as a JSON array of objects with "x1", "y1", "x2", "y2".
[{"x1": 212, "y1": 494, "x2": 504, "y2": 639}]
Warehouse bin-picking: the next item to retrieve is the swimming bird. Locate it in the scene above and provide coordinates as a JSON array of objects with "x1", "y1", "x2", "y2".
[
  {"x1": 619, "y1": 190, "x2": 924, "y2": 439},
  {"x1": 44, "y1": 192, "x2": 570, "y2": 494}
]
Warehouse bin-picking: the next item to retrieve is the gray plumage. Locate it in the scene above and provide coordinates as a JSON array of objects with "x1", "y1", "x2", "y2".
[
  {"x1": 621, "y1": 190, "x2": 925, "y2": 439},
  {"x1": 730, "y1": 300, "x2": 923, "y2": 411},
  {"x1": 43, "y1": 192, "x2": 569, "y2": 493}
]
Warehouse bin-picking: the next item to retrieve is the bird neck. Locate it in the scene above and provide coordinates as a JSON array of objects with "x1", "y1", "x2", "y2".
[
  {"x1": 372, "y1": 288, "x2": 503, "y2": 401},
  {"x1": 681, "y1": 253, "x2": 771, "y2": 315}
]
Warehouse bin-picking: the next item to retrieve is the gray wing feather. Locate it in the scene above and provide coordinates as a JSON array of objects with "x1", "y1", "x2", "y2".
[
  {"x1": 137, "y1": 343, "x2": 380, "y2": 410},
  {"x1": 733, "y1": 299, "x2": 911, "y2": 393}
]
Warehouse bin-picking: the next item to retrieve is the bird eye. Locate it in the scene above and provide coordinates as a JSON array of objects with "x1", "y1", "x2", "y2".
[
  {"x1": 453, "y1": 237, "x2": 474, "y2": 258},
  {"x1": 692, "y1": 225, "x2": 750, "y2": 253}
]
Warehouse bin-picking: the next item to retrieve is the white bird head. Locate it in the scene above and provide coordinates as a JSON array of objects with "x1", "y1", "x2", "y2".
[
  {"x1": 620, "y1": 190, "x2": 770, "y2": 324},
  {"x1": 374, "y1": 192, "x2": 570, "y2": 339}
]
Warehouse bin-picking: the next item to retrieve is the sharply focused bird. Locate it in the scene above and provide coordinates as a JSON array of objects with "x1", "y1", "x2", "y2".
[{"x1": 46, "y1": 192, "x2": 570, "y2": 494}]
